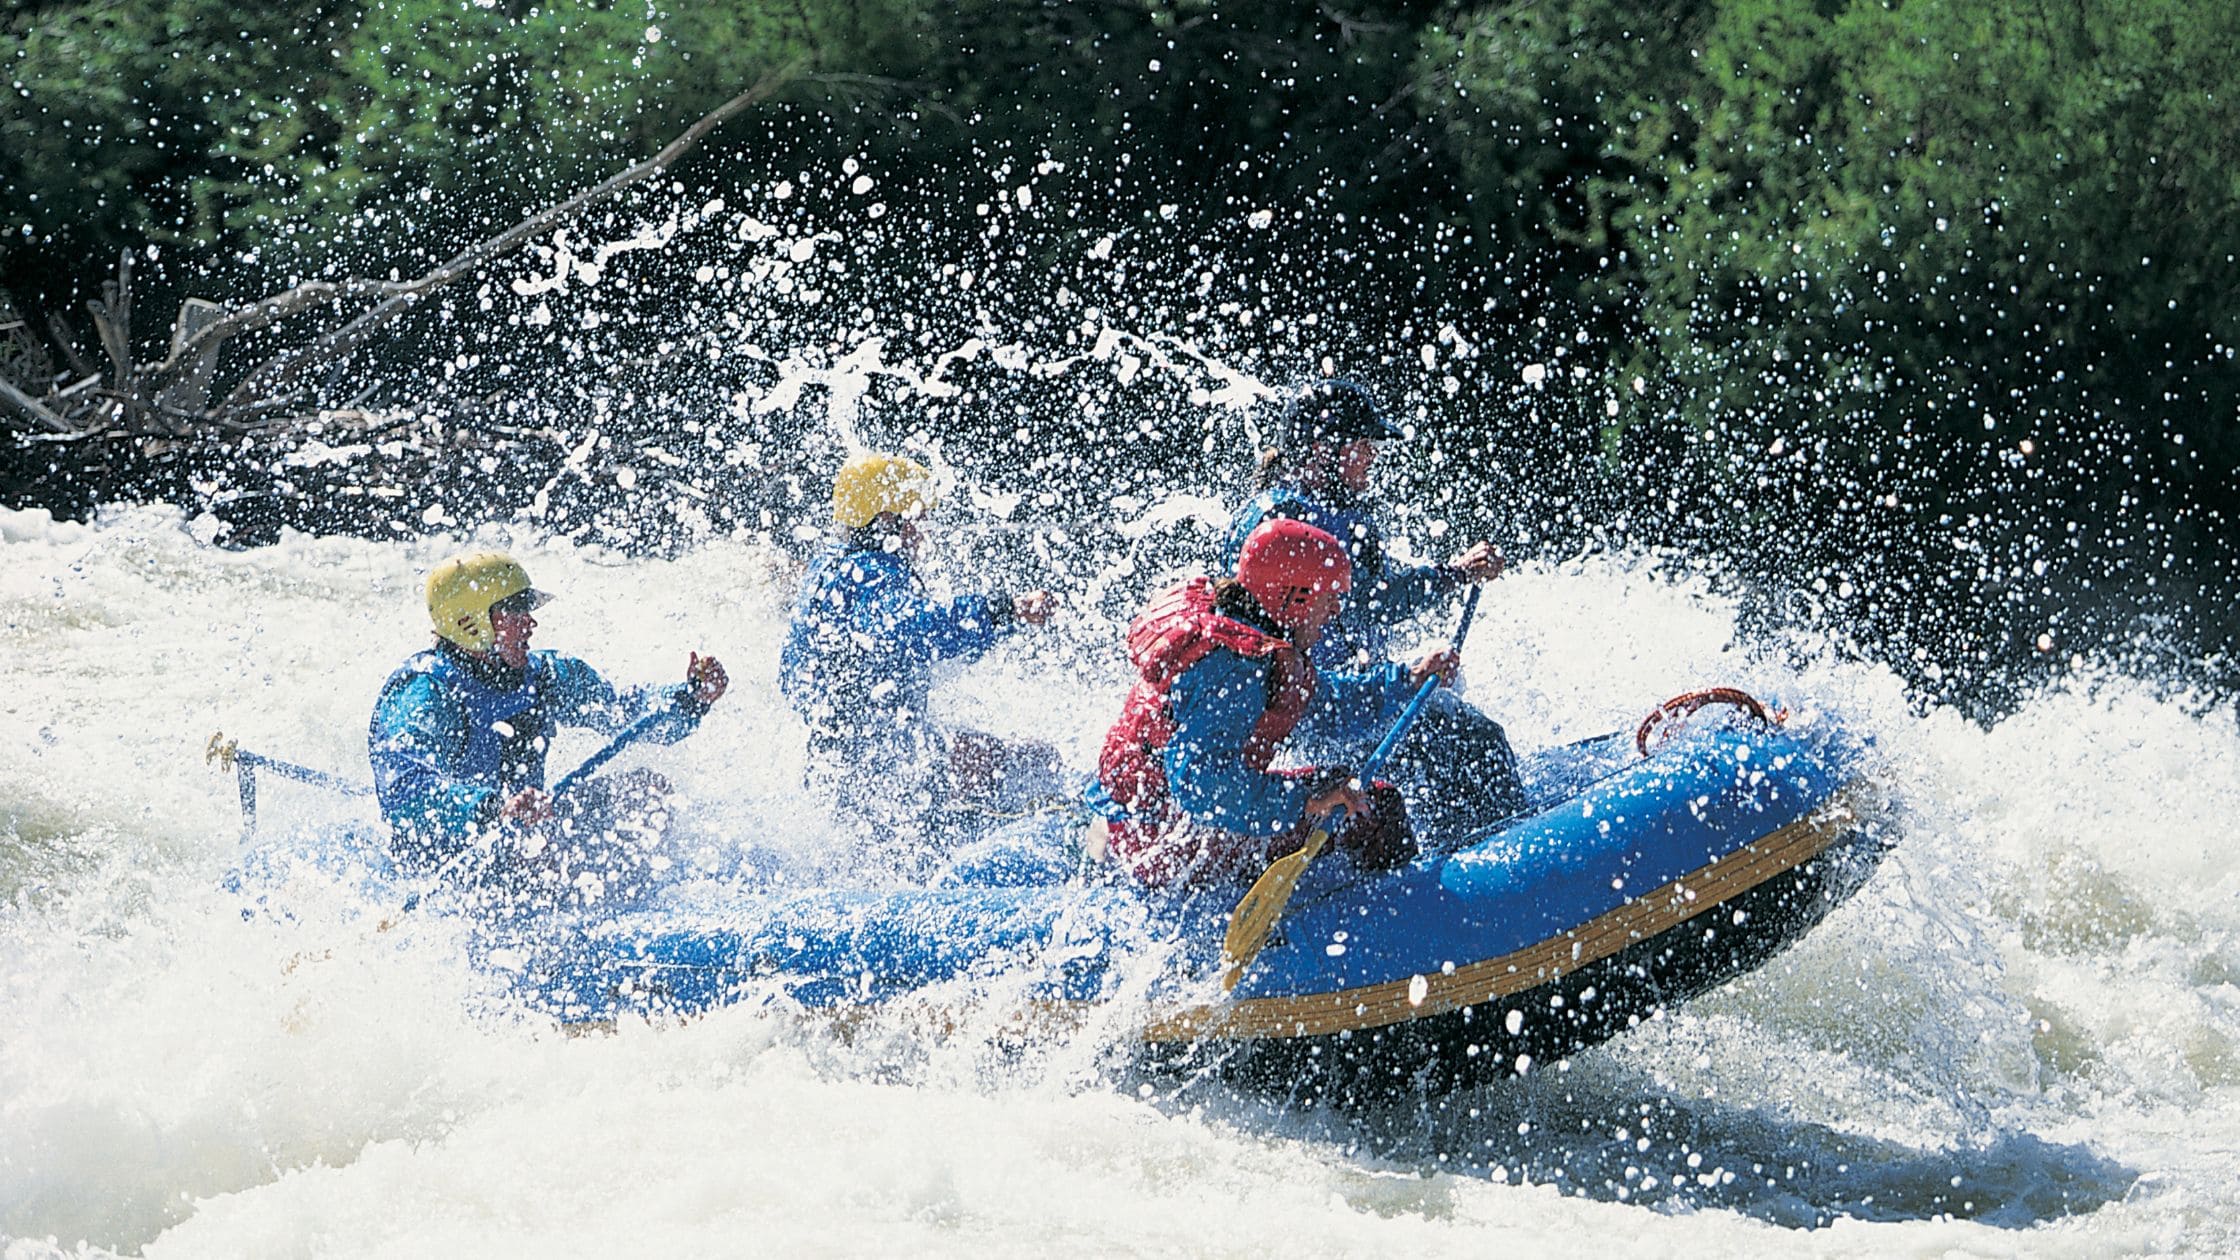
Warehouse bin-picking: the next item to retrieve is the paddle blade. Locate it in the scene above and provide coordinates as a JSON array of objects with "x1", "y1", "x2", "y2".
[{"x1": 1220, "y1": 827, "x2": 1329, "y2": 991}]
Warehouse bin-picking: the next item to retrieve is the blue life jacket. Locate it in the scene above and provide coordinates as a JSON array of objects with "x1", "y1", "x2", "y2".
[
  {"x1": 1226, "y1": 485, "x2": 1460, "y2": 672},
  {"x1": 779, "y1": 545, "x2": 1014, "y2": 775},
  {"x1": 368, "y1": 644, "x2": 698, "y2": 861}
]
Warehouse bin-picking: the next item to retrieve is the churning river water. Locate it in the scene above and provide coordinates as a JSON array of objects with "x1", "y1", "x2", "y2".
[{"x1": 4, "y1": 501, "x2": 2237, "y2": 1257}]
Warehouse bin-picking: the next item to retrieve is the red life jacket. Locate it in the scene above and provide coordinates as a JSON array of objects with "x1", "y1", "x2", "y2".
[{"x1": 1096, "y1": 577, "x2": 1317, "y2": 825}]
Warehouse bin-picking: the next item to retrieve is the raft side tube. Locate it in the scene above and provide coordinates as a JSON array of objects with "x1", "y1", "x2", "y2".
[
  {"x1": 523, "y1": 885, "x2": 1146, "y2": 1019},
  {"x1": 1226, "y1": 726, "x2": 1855, "y2": 999},
  {"x1": 1440, "y1": 727, "x2": 1841, "y2": 907}
]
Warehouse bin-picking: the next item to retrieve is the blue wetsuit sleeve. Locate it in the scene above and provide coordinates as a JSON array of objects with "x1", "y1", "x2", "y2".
[
  {"x1": 1223, "y1": 490, "x2": 1281, "y2": 569},
  {"x1": 1366, "y1": 556, "x2": 1464, "y2": 623},
  {"x1": 858, "y1": 563, "x2": 1013, "y2": 665},
  {"x1": 369, "y1": 673, "x2": 493, "y2": 834},
  {"x1": 542, "y1": 654, "x2": 704, "y2": 745},
  {"x1": 779, "y1": 562, "x2": 843, "y2": 717},
  {"x1": 1162, "y1": 651, "x2": 1315, "y2": 836},
  {"x1": 1313, "y1": 660, "x2": 1419, "y2": 747}
]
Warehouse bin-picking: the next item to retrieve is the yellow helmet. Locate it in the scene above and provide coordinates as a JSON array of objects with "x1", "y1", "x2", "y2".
[
  {"x1": 425, "y1": 551, "x2": 549, "y2": 650},
  {"x1": 831, "y1": 453, "x2": 935, "y2": 530}
]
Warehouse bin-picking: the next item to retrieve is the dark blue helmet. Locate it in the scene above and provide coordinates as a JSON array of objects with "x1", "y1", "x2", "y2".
[{"x1": 1280, "y1": 378, "x2": 1404, "y2": 449}]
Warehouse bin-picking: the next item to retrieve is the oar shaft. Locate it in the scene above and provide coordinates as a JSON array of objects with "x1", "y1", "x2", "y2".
[
  {"x1": 233, "y1": 748, "x2": 374, "y2": 797},
  {"x1": 1451, "y1": 584, "x2": 1482, "y2": 654},
  {"x1": 1362, "y1": 675, "x2": 1440, "y2": 784},
  {"x1": 383, "y1": 707, "x2": 680, "y2": 925},
  {"x1": 550, "y1": 709, "x2": 668, "y2": 794},
  {"x1": 1357, "y1": 586, "x2": 1479, "y2": 784},
  {"x1": 217, "y1": 696, "x2": 681, "y2": 846},
  {"x1": 1221, "y1": 583, "x2": 1489, "y2": 990},
  {"x1": 209, "y1": 734, "x2": 370, "y2": 841}
]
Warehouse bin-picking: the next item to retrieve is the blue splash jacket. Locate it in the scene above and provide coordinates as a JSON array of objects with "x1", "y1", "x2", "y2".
[
  {"x1": 368, "y1": 644, "x2": 703, "y2": 863},
  {"x1": 778, "y1": 545, "x2": 1017, "y2": 776},
  {"x1": 1089, "y1": 648, "x2": 1416, "y2": 837}
]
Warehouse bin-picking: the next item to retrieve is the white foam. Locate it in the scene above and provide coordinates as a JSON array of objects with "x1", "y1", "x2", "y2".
[{"x1": 3, "y1": 505, "x2": 2235, "y2": 1254}]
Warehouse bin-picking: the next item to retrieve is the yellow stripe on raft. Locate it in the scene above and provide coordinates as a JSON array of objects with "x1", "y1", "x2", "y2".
[
  {"x1": 566, "y1": 789, "x2": 1869, "y2": 1047},
  {"x1": 1137, "y1": 789, "x2": 1866, "y2": 1043}
]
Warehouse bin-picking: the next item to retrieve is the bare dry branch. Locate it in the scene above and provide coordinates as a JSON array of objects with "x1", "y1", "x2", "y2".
[
  {"x1": 45, "y1": 313, "x2": 97, "y2": 378},
  {"x1": 88, "y1": 254, "x2": 133, "y2": 388},
  {"x1": 222, "y1": 59, "x2": 804, "y2": 410},
  {"x1": 146, "y1": 280, "x2": 411, "y2": 383},
  {"x1": 802, "y1": 72, "x2": 967, "y2": 127},
  {"x1": 0, "y1": 375, "x2": 75, "y2": 433}
]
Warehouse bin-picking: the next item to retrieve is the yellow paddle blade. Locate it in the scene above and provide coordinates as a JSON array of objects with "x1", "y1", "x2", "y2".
[{"x1": 1220, "y1": 827, "x2": 1329, "y2": 991}]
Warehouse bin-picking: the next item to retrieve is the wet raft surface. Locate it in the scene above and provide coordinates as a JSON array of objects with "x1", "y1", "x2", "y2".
[{"x1": 486, "y1": 722, "x2": 1887, "y2": 1102}]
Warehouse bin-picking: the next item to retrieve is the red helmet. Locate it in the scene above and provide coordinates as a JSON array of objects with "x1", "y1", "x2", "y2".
[{"x1": 1236, "y1": 519, "x2": 1352, "y2": 627}]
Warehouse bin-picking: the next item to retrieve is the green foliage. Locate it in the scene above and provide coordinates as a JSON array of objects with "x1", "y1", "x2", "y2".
[
  {"x1": 3, "y1": 2, "x2": 337, "y2": 254},
  {"x1": 7, "y1": 0, "x2": 2236, "y2": 507},
  {"x1": 5, "y1": 0, "x2": 2236, "y2": 705},
  {"x1": 1422, "y1": 0, "x2": 2240, "y2": 481},
  {"x1": 924, "y1": 1, "x2": 1432, "y2": 184},
  {"x1": 3, "y1": 0, "x2": 843, "y2": 297},
  {"x1": 285, "y1": 1, "x2": 830, "y2": 260},
  {"x1": 1414, "y1": 0, "x2": 1703, "y2": 263}
]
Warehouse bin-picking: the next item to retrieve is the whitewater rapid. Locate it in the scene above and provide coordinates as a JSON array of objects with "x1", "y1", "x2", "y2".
[{"x1": 4, "y1": 503, "x2": 2238, "y2": 1257}]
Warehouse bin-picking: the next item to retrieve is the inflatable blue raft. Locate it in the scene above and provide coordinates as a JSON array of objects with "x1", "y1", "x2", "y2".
[{"x1": 221, "y1": 693, "x2": 1891, "y2": 1101}]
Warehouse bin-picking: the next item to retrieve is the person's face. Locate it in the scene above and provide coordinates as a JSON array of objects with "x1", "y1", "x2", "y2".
[
  {"x1": 1287, "y1": 584, "x2": 1348, "y2": 648},
  {"x1": 488, "y1": 601, "x2": 536, "y2": 669},
  {"x1": 1336, "y1": 439, "x2": 1378, "y2": 493},
  {"x1": 878, "y1": 512, "x2": 925, "y2": 558}
]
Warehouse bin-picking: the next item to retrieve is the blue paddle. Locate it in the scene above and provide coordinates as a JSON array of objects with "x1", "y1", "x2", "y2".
[
  {"x1": 213, "y1": 698, "x2": 678, "y2": 839},
  {"x1": 550, "y1": 708, "x2": 671, "y2": 795},
  {"x1": 386, "y1": 705, "x2": 682, "y2": 918},
  {"x1": 1222, "y1": 586, "x2": 1483, "y2": 989}
]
